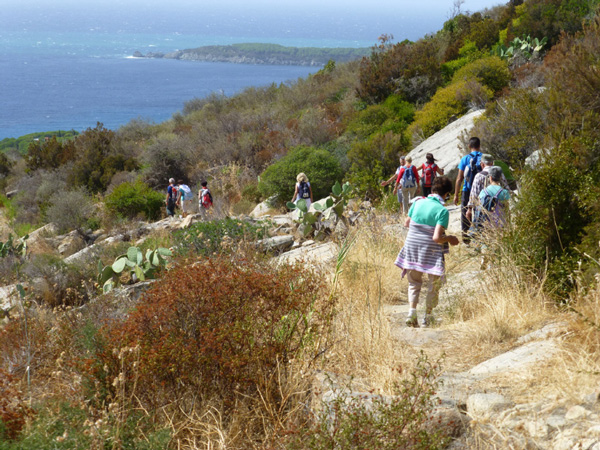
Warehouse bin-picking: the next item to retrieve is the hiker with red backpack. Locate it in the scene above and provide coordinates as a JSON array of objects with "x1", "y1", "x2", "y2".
[
  {"x1": 420, "y1": 153, "x2": 444, "y2": 197},
  {"x1": 454, "y1": 137, "x2": 483, "y2": 243},
  {"x1": 198, "y1": 180, "x2": 213, "y2": 220},
  {"x1": 393, "y1": 156, "x2": 420, "y2": 214}
]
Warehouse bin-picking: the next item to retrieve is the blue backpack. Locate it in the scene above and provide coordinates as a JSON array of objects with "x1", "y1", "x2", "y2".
[
  {"x1": 402, "y1": 165, "x2": 417, "y2": 188},
  {"x1": 466, "y1": 152, "x2": 482, "y2": 189},
  {"x1": 298, "y1": 181, "x2": 310, "y2": 199}
]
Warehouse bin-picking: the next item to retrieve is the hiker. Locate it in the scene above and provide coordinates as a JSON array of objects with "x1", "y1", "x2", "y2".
[
  {"x1": 454, "y1": 137, "x2": 483, "y2": 243},
  {"x1": 165, "y1": 178, "x2": 178, "y2": 218},
  {"x1": 381, "y1": 154, "x2": 406, "y2": 207},
  {"x1": 466, "y1": 154, "x2": 510, "y2": 227},
  {"x1": 291, "y1": 173, "x2": 313, "y2": 209},
  {"x1": 198, "y1": 180, "x2": 213, "y2": 220},
  {"x1": 393, "y1": 156, "x2": 420, "y2": 214},
  {"x1": 395, "y1": 176, "x2": 459, "y2": 328},
  {"x1": 420, "y1": 153, "x2": 444, "y2": 197},
  {"x1": 177, "y1": 180, "x2": 193, "y2": 218},
  {"x1": 477, "y1": 166, "x2": 511, "y2": 229}
]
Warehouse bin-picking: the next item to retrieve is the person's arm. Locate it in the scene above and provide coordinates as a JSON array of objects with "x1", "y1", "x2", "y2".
[
  {"x1": 381, "y1": 174, "x2": 396, "y2": 186},
  {"x1": 404, "y1": 215, "x2": 411, "y2": 227},
  {"x1": 454, "y1": 169, "x2": 464, "y2": 204},
  {"x1": 291, "y1": 184, "x2": 298, "y2": 203},
  {"x1": 436, "y1": 165, "x2": 445, "y2": 175},
  {"x1": 412, "y1": 165, "x2": 420, "y2": 183},
  {"x1": 432, "y1": 224, "x2": 459, "y2": 246}
]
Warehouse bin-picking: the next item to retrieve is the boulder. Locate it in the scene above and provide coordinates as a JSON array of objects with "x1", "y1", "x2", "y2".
[
  {"x1": 0, "y1": 284, "x2": 19, "y2": 312},
  {"x1": 276, "y1": 241, "x2": 338, "y2": 268},
  {"x1": 28, "y1": 222, "x2": 59, "y2": 241},
  {"x1": 63, "y1": 234, "x2": 125, "y2": 266},
  {"x1": 467, "y1": 393, "x2": 512, "y2": 419},
  {"x1": 57, "y1": 231, "x2": 86, "y2": 256},
  {"x1": 271, "y1": 215, "x2": 295, "y2": 227},
  {"x1": 406, "y1": 109, "x2": 485, "y2": 173},
  {"x1": 250, "y1": 196, "x2": 276, "y2": 218},
  {"x1": 256, "y1": 235, "x2": 294, "y2": 253}
]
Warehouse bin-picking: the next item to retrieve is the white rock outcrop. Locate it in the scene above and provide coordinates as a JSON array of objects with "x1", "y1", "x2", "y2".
[{"x1": 406, "y1": 109, "x2": 485, "y2": 172}]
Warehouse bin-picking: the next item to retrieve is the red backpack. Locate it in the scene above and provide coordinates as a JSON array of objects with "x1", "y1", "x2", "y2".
[{"x1": 422, "y1": 163, "x2": 437, "y2": 187}]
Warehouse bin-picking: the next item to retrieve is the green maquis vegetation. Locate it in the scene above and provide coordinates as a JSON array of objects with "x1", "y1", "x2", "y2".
[{"x1": 0, "y1": 130, "x2": 79, "y2": 155}]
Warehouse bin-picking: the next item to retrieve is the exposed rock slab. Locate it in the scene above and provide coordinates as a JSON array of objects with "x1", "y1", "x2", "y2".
[
  {"x1": 468, "y1": 339, "x2": 560, "y2": 377},
  {"x1": 467, "y1": 393, "x2": 513, "y2": 419},
  {"x1": 406, "y1": 109, "x2": 484, "y2": 172},
  {"x1": 256, "y1": 235, "x2": 294, "y2": 253},
  {"x1": 276, "y1": 242, "x2": 338, "y2": 268}
]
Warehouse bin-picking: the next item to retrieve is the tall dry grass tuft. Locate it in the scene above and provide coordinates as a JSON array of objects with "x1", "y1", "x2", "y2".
[
  {"x1": 326, "y1": 215, "x2": 410, "y2": 390},
  {"x1": 440, "y1": 226, "x2": 554, "y2": 365}
]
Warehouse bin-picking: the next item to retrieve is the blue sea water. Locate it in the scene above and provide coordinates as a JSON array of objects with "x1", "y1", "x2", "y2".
[
  {"x1": 0, "y1": 0, "x2": 503, "y2": 140},
  {"x1": 0, "y1": 31, "x2": 325, "y2": 140}
]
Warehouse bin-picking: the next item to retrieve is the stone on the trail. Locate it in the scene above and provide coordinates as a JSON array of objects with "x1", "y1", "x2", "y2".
[
  {"x1": 406, "y1": 109, "x2": 484, "y2": 173},
  {"x1": 467, "y1": 393, "x2": 512, "y2": 418},
  {"x1": 468, "y1": 339, "x2": 560, "y2": 377}
]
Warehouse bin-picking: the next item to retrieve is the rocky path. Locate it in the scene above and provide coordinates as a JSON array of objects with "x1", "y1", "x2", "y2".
[{"x1": 380, "y1": 208, "x2": 600, "y2": 449}]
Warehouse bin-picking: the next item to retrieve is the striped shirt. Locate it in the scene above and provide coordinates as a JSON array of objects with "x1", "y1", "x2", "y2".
[{"x1": 395, "y1": 195, "x2": 449, "y2": 276}]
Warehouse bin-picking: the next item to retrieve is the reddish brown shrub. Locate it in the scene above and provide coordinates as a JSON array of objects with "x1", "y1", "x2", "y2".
[
  {"x1": 0, "y1": 369, "x2": 33, "y2": 440},
  {"x1": 96, "y1": 257, "x2": 329, "y2": 412}
]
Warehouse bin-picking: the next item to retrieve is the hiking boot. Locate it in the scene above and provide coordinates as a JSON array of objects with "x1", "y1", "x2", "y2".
[
  {"x1": 421, "y1": 315, "x2": 435, "y2": 328},
  {"x1": 405, "y1": 315, "x2": 419, "y2": 328}
]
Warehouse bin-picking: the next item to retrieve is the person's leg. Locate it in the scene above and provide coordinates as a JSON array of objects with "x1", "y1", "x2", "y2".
[
  {"x1": 397, "y1": 188, "x2": 404, "y2": 213},
  {"x1": 401, "y1": 187, "x2": 410, "y2": 213},
  {"x1": 406, "y1": 270, "x2": 423, "y2": 326},
  {"x1": 461, "y1": 190, "x2": 471, "y2": 243},
  {"x1": 424, "y1": 274, "x2": 442, "y2": 314},
  {"x1": 422, "y1": 186, "x2": 431, "y2": 197},
  {"x1": 408, "y1": 186, "x2": 418, "y2": 204}
]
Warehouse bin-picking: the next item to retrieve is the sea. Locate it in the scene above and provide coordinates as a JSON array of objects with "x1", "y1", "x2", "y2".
[{"x1": 0, "y1": 0, "x2": 501, "y2": 140}]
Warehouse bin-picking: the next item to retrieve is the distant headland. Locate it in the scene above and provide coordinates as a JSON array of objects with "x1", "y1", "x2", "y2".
[{"x1": 133, "y1": 43, "x2": 371, "y2": 66}]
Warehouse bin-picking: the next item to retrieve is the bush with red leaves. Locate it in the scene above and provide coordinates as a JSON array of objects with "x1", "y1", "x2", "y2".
[
  {"x1": 95, "y1": 256, "x2": 329, "y2": 411},
  {"x1": 0, "y1": 369, "x2": 33, "y2": 440}
]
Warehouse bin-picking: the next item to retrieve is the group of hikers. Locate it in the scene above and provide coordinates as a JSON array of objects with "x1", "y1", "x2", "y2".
[
  {"x1": 391, "y1": 137, "x2": 512, "y2": 328},
  {"x1": 165, "y1": 178, "x2": 213, "y2": 219},
  {"x1": 181, "y1": 137, "x2": 507, "y2": 329}
]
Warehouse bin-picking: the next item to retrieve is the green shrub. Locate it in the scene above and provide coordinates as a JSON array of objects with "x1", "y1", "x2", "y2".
[
  {"x1": 452, "y1": 56, "x2": 511, "y2": 93},
  {"x1": 104, "y1": 180, "x2": 165, "y2": 221},
  {"x1": 346, "y1": 96, "x2": 414, "y2": 139},
  {"x1": 45, "y1": 188, "x2": 95, "y2": 234},
  {"x1": 409, "y1": 79, "x2": 493, "y2": 140},
  {"x1": 173, "y1": 217, "x2": 267, "y2": 257},
  {"x1": 258, "y1": 146, "x2": 343, "y2": 204},
  {"x1": 347, "y1": 132, "x2": 410, "y2": 200}
]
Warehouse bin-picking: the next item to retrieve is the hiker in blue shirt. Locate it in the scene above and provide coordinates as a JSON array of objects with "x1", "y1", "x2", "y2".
[{"x1": 453, "y1": 137, "x2": 483, "y2": 243}]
